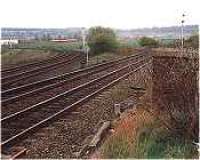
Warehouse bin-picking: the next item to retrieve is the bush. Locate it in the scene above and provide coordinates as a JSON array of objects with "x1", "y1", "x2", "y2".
[
  {"x1": 139, "y1": 37, "x2": 159, "y2": 48},
  {"x1": 87, "y1": 26, "x2": 118, "y2": 54},
  {"x1": 185, "y1": 34, "x2": 199, "y2": 49}
]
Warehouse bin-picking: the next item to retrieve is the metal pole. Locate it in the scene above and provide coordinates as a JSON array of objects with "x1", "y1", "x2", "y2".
[
  {"x1": 86, "y1": 47, "x2": 89, "y2": 65},
  {"x1": 181, "y1": 20, "x2": 184, "y2": 53},
  {"x1": 81, "y1": 28, "x2": 88, "y2": 65},
  {"x1": 181, "y1": 14, "x2": 185, "y2": 54},
  {"x1": 81, "y1": 28, "x2": 86, "y2": 49}
]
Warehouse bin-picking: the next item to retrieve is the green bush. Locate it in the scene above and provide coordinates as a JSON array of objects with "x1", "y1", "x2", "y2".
[
  {"x1": 87, "y1": 26, "x2": 118, "y2": 54},
  {"x1": 185, "y1": 34, "x2": 199, "y2": 49},
  {"x1": 139, "y1": 37, "x2": 159, "y2": 48}
]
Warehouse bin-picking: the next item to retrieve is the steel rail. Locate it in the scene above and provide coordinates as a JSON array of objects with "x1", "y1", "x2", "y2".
[
  {"x1": 11, "y1": 148, "x2": 27, "y2": 159},
  {"x1": 2, "y1": 51, "x2": 146, "y2": 98},
  {"x1": 2, "y1": 54, "x2": 145, "y2": 105},
  {"x1": 1, "y1": 53, "x2": 73, "y2": 74},
  {"x1": 1, "y1": 58, "x2": 151, "y2": 149},
  {"x1": 1, "y1": 57, "x2": 150, "y2": 123},
  {"x1": 2, "y1": 54, "x2": 79, "y2": 81},
  {"x1": 2, "y1": 55, "x2": 81, "y2": 89}
]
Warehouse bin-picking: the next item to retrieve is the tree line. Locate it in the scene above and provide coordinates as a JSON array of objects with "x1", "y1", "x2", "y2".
[{"x1": 86, "y1": 26, "x2": 199, "y2": 55}]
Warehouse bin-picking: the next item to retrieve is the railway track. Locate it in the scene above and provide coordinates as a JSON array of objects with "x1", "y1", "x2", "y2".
[
  {"x1": 1, "y1": 53, "x2": 73, "y2": 76},
  {"x1": 1, "y1": 52, "x2": 145, "y2": 101},
  {"x1": 2, "y1": 53, "x2": 146, "y2": 118},
  {"x1": 1, "y1": 54, "x2": 151, "y2": 154},
  {"x1": 2, "y1": 53, "x2": 82, "y2": 90}
]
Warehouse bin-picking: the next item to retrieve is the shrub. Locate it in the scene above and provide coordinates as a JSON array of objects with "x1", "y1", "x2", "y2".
[
  {"x1": 139, "y1": 37, "x2": 159, "y2": 48},
  {"x1": 185, "y1": 34, "x2": 199, "y2": 49},
  {"x1": 87, "y1": 26, "x2": 118, "y2": 54}
]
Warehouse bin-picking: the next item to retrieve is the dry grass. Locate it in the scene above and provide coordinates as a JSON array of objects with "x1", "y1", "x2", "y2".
[
  {"x1": 88, "y1": 52, "x2": 123, "y2": 66},
  {"x1": 88, "y1": 47, "x2": 146, "y2": 65},
  {"x1": 117, "y1": 47, "x2": 145, "y2": 56},
  {"x1": 152, "y1": 48, "x2": 198, "y2": 58},
  {"x1": 1, "y1": 49, "x2": 57, "y2": 69},
  {"x1": 101, "y1": 106, "x2": 155, "y2": 158},
  {"x1": 113, "y1": 106, "x2": 154, "y2": 142},
  {"x1": 101, "y1": 104, "x2": 198, "y2": 158}
]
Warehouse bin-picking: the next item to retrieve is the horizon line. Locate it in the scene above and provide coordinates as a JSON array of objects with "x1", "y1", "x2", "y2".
[{"x1": 1, "y1": 24, "x2": 199, "y2": 30}]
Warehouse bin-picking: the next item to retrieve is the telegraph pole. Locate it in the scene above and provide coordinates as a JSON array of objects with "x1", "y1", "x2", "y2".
[
  {"x1": 81, "y1": 28, "x2": 89, "y2": 65},
  {"x1": 81, "y1": 28, "x2": 86, "y2": 49},
  {"x1": 181, "y1": 13, "x2": 186, "y2": 53}
]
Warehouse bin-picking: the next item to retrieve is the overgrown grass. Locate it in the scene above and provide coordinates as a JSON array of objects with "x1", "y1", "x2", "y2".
[
  {"x1": 101, "y1": 109, "x2": 198, "y2": 159},
  {"x1": 102, "y1": 135, "x2": 131, "y2": 158},
  {"x1": 134, "y1": 124, "x2": 198, "y2": 159},
  {"x1": 88, "y1": 46, "x2": 141, "y2": 65},
  {"x1": 1, "y1": 49, "x2": 56, "y2": 68},
  {"x1": 2, "y1": 40, "x2": 82, "y2": 54},
  {"x1": 88, "y1": 52, "x2": 123, "y2": 65},
  {"x1": 1, "y1": 40, "x2": 82, "y2": 68}
]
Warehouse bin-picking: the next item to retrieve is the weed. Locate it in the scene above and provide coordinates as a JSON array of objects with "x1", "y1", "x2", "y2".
[
  {"x1": 133, "y1": 123, "x2": 198, "y2": 159},
  {"x1": 101, "y1": 134, "x2": 131, "y2": 158},
  {"x1": 101, "y1": 108, "x2": 198, "y2": 159}
]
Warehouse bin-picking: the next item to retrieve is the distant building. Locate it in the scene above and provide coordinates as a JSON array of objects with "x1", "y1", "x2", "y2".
[{"x1": 0, "y1": 39, "x2": 18, "y2": 45}]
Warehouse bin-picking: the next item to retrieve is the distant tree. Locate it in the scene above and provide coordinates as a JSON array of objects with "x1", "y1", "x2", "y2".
[
  {"x1": 41, "y1": 34, "x2": 51, "y2": 41},
  {"x1": 185, "y1": 34, "x2": 199, "y2": 49},
  {"x1": 34, "y1": 35, "x2": 40, "y2": 41},
  {"x1": 87, "y1": 26, "x2": 118, "y2": 54},
  {"x1": 58, "y1": 35, "x2": 62, "y2": 39},
  {"x1": 46, "y1": 33, "x2": 51, "y2": 40},
  {"x1": 73, "y1": 33, "x2": 81, "y2": 40},
  {"x1": 139, "y1": 37, "x2": 159, "y2": 48}
]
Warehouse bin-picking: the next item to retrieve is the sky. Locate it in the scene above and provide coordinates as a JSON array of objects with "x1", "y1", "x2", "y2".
[{"x1": 0, "y1": 0, "x2": 199, "y2": 29}]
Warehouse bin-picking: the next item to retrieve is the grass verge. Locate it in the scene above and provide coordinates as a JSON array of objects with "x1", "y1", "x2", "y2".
[
  {"x1": 101, "y1": 107, "x2": 198, "y2": 159},
  {"x1": 1, "y1": 49, "x2": 57, "y2": 68}
]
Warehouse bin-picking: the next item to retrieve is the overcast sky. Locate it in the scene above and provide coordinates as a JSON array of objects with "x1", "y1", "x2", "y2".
[{"x1": 0, "y1": 0, "x2": 199, "y2": 29}]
